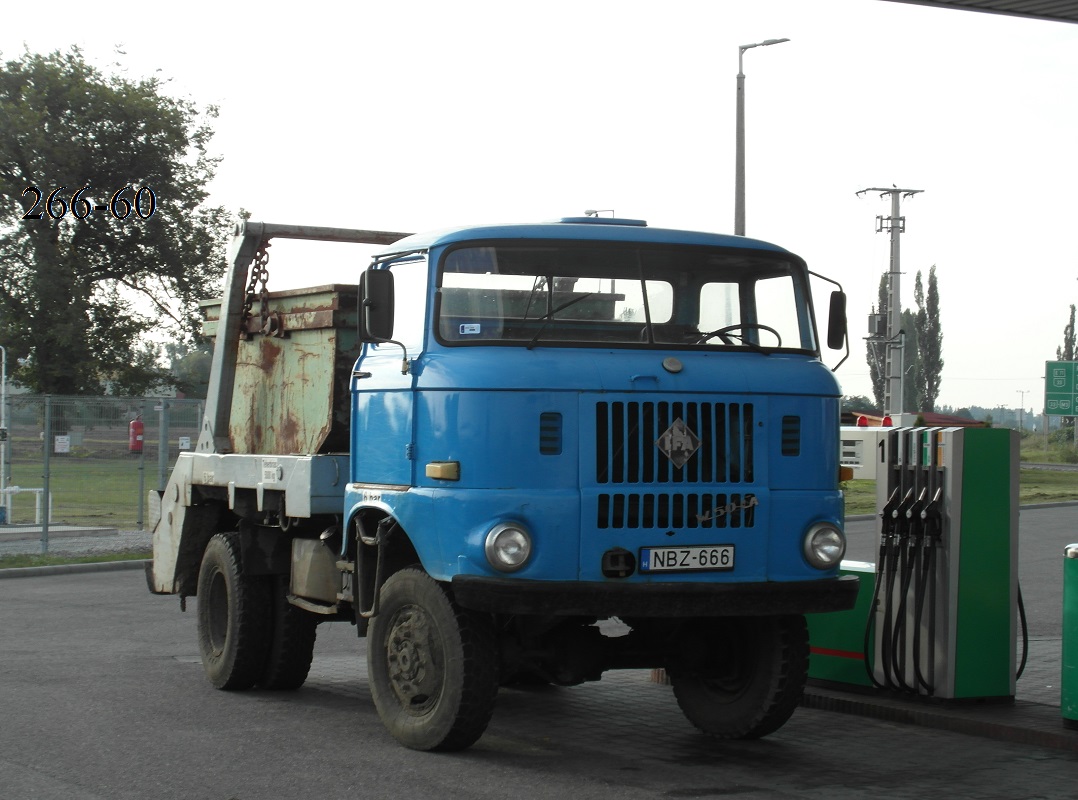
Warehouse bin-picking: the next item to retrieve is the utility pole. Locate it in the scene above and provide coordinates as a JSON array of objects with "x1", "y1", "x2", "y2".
[
  {"x1": 1017, "y1": 389, "x2": 1028, "y2": 432},
  {"x1": 857, "y1": 186, "x2": 923, "y2": 417}
]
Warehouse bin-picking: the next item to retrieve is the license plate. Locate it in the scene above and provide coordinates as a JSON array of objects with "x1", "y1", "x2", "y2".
[{"x1": 639, "y1": 544, "x2": 735, "y2": 573}]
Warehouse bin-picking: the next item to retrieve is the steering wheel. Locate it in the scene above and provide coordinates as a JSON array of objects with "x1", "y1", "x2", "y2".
[{"x1": 697, "y1": 323, "x2": 782, "y2": 347}]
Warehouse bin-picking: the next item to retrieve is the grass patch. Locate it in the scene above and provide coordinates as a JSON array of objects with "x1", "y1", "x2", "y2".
[
  {"x1": 1016, "y1": 468, "x2": 1078, "y2": 505},
  {"x1": 843, "y1": 480, "x2": 878, "y2": 515},
  {"x1": 844, "y1": 467, "x2": 1078, "y2": 516},
  {"x1": 7, "y1": 455, "x2": 160, "y2": 529},
  {"x1": 0, "y1": 550, "x2": 150, "y2": 570}
]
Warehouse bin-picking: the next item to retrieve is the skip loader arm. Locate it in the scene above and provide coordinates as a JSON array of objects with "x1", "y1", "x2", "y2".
[
  {"x1": 196, "y1": 221, "x2": 411, "y2": 456},
  {"x1": 149, "y1": 220, "x2": 410, "y2": 596}
]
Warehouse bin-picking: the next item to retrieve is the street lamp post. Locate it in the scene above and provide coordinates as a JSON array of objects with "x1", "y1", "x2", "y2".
[{"x1": 735, "y1": 37, "x2": 789, "y2": 236}]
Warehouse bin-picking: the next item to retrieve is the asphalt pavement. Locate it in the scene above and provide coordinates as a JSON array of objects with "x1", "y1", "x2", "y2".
[
  {"x1": 2, "y1": 504, "x2": 1078, "y2": 765},
  {"x1": 2, "y1": 569, "x2": 1077, "y2": 800}
]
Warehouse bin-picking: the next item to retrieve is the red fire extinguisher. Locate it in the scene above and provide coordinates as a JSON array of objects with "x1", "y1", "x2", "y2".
[{"x1": 129, "y1": 415, "x2": 144, "y2": 453}]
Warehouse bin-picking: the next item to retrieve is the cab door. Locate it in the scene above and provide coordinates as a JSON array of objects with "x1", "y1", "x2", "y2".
[{"x1": 351, "y1": 256, "x2": 428, "y2": 487}]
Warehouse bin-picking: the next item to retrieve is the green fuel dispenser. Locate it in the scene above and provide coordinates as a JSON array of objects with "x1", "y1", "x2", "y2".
[
  {"x1": 1063, "y1": 544, "x2": 1078, "y2": 724},
  {"x1": 809, "y1": 427, "x2": 1018, "y2": 700},
  {"x1": 872, "y1": 426, "x2": 1018, "y2": 698}
]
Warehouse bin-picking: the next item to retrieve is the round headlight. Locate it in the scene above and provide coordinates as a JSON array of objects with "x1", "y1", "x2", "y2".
[
  {"x1": 484, "y1": 523, "x2": 532, "y2": 572},
  {"x1": 803, "y1": 523, "x2": 846, "y2": 569}
]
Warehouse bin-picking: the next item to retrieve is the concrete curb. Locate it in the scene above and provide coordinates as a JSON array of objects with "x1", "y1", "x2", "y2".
[
  {"x1": 802, "y1": 685, "x2": 1078, "y2": 754},
  {"x1": 0, "y1": 559, "x2": 150, "y2": 580}
]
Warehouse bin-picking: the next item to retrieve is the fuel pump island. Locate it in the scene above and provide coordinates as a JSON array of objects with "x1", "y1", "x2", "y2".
[{"x1": 809, "y1": 426, "x2": 1021, "y2": 701}]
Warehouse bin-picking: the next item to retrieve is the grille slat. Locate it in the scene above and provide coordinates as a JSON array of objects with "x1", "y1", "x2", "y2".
[
  {"x1": 593, "y1": 399, "x2": 758, "y2": 530},
  {"x1": 595, "y1": 400, "x2": 755, "y2": 485},
  {"x1": 781, "y1": 415, "x2": 801, "y2": 456},
  {"x1": 596, "y1": 491, "x2": 758, "y2": 529},
  {"x1": 539, "y1": 412, "x2": 563, "y2": 455}
]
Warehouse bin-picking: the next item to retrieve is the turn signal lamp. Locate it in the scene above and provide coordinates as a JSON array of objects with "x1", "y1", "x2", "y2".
[{"x1": 426, "y1": 461, "x2": 460, "y2": 480}]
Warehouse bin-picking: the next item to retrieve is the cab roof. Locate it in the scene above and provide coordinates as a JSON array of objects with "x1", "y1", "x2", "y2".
[{"x1": 378, "y1": 216, "x2": 794, "y2": 257}]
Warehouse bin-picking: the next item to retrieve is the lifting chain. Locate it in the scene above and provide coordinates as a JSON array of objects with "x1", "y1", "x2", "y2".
[{"x1": 240, "y1": 240, "x2": 272, "y2": 338}]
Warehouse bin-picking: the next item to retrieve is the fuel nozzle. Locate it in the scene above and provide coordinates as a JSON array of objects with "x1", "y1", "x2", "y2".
[
  {"x1": 880, "y1": 487, "x2": 901, "y2": 530},
  {"x1": 905, "y1": 488, "x2": 929, "y2": 540},
  {"x1": 894, "y1": 488, "x2": 917, "y2": 540},
  {"x1": 921, "y1": 487, "x2": 944, "y2": 544}
]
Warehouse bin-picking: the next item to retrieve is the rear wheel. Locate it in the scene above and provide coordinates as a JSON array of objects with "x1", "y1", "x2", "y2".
[
  {"x1": 671, "y1": 615, "x2": 808, "y2": 740},
  {"x1": 367, "y1": 568, "x2": 499, "y2": 751},
  {"x1": 258, "y1": 574, "x2": 319, "y2": 690},
  {"x1": 196, "y1": 532, "x2": 271, "y2": 690}
]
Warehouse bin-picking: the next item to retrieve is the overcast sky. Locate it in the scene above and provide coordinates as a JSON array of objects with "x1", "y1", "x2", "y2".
[{"x1": 5, "y1": 0, "x2": 1077, "y2": 413}]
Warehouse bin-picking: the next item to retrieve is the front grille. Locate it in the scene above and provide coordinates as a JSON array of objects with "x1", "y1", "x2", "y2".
[
  {"x1": 597, "y1": 491, "x2": 758, "y2": 530},
  {"x1": 594, "y1": 400, "x2": 754, "y2": 485}
]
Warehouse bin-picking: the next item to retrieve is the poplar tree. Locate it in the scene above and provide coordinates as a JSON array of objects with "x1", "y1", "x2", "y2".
[
  {"x1": 868, "y1": 268, "x2": 943, "y2": 413},
  {"x1": 1057, "y1": 304, "x2": 1076, "y2": 362},
  {"x1": 914, "y1": 267, "x2": 944, "y2": 412}
]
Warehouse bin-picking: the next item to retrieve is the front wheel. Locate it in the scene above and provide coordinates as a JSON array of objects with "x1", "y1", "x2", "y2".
[
  {"x1": 367, "y1": 568, "x2": 499, "y2": 751},
  {"x1": 671, "y1": 615, "x2": 808, "y2": 740}
]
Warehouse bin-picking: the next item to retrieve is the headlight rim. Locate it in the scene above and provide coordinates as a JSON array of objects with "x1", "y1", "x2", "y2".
[
  {"x1": 484, "y1": 521, "x2": 533, "y2": 573},
  {"x1": 803, "y1": 522, "x2": 846, "y2": 570}
]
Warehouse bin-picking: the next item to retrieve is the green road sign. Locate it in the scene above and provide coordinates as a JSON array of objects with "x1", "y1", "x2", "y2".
[{"x1": 1045, "y1": 361, "x2": 1078, "y2": 416}]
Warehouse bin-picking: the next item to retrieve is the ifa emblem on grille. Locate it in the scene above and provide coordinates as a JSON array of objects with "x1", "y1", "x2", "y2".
[{"x1": 655, "y1": 417, "x2": 700, "y2": 469}]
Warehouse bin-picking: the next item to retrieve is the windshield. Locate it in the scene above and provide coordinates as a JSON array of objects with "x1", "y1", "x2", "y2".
[{"x1": 435, "y1": 241, "x2": 817, "y2": 352}]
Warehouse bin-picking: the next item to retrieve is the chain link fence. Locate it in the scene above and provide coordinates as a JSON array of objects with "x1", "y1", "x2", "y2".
[{"x1": 0, "y1": 395, "x2": 204, "y2": 549}]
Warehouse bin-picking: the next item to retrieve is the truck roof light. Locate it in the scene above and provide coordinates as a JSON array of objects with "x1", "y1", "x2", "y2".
[{"x1": 558, "y1": 216, "x2": 648, "y2": 227}]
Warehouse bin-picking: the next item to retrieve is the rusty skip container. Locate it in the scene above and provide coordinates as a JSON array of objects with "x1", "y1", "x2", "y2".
[{"x1": 201, "y1": 284, "x2": 359, "y2": 456}]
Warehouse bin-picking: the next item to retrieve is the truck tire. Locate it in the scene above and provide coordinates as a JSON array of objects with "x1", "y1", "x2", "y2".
[
  {"x1": 257, "y1": 575, "x2": 318, "y2": 690},
  {"x1": 671, "y1": 614, "x2": 808, "y2": 740},
  {"x1": 367, "y1": 568, "x2": 498, "y2": 751},
  {"x1": 196, "y1": 532, "x2": 271, "y2": 690}
]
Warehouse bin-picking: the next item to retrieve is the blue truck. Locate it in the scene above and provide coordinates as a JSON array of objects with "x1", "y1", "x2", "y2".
[{"x1": 148, "y1": 216, "x2": 857, "y2": 751}]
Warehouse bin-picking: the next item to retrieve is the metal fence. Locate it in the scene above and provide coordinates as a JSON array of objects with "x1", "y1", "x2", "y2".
[{"x1": 0, "y1": 395, "x2": 204, "y2": 547}]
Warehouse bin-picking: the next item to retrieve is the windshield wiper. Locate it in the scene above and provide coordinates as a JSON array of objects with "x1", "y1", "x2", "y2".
[{"x1": 526, "y1": 292, "x2": 595, "y2": 349}]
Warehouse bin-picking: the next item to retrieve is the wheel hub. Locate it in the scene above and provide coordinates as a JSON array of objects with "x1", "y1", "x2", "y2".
[{"x1": 386, "y1": 606, "x2": 442, "y2": 712}]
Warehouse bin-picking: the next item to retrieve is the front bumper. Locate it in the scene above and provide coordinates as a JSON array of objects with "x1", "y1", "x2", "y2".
[{"x1": 451, "y1": 574, "x2": 859, "y2": 617}]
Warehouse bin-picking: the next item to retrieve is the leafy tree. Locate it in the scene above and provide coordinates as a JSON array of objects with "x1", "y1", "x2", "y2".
[
  {"x1": 868, "y1": 273, "x2": 920, "y2": 413},
  {"x1": 914, "y1": 266, "x2": 943, "y2": 411},
  {"x1": 868, "y1": 274, "x2": 888, "y2": 409},
  {"x1": 1058, "y1": 304, "x2": 1076, "y2": 362},
  {"x1": 0, "y1": 48, "x2": 228, "y2": 396},
  {"x1": 842, "y1": 394, "x2": 878, "y2": 413},
  {"x1": 165, "y1": 340, "x2": 212, "y2": 399},
  {"x1": 901, "y1": 307, "x2": 919, "y2": 413},
  {"x1": 1056, "y1": 304, "x2": 1076, "y2": 429},
  {"x1": 868, "y1": 267, "x2": 943, "y2": 414}
]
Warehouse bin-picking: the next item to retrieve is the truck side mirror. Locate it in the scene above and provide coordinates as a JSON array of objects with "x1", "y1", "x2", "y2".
[
  {"x1": 826, "y1": 290, "x2": 847, "y2": 351},
  {"x1": 359, "y1": 268, "x2": 395, "y2": 342}
]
